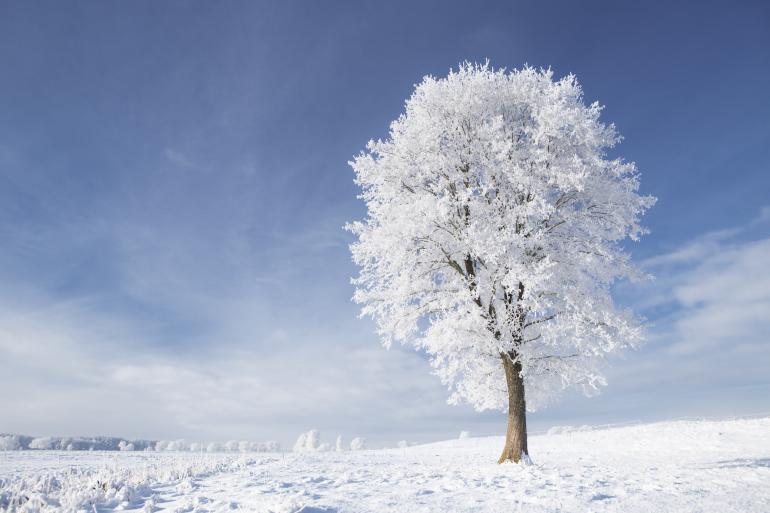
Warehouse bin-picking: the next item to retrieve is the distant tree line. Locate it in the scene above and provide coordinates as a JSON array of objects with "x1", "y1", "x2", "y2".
[{"x1": 0, "y1": 434, "x2": 280, "y2": 452}]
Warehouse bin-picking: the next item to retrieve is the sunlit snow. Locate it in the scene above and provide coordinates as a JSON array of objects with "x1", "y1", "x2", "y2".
[{"x1": 2, "y1": 417, "x2": 768, "y2": 512}]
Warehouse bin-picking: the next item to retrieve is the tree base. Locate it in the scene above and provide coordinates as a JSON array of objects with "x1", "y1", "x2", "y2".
[{"x1": 498, "y1": 449, "x2": 531, "y2": 464}]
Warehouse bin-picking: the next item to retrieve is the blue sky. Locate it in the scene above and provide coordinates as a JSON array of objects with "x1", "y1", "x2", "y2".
[{"x1": 1, "y1": 0, "x2": 769, "y2": 447}]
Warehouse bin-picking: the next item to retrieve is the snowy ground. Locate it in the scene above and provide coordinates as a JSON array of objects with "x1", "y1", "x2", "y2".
[{"x1": 1, "y1": 417, "x2": 769, "y2": 513}]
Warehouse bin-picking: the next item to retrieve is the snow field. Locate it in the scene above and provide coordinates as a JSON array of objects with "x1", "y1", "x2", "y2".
[
  {"x1": 0, "y1": 452, "x2": 264, "y2": 513},
  {"x1": 1, "y1": 417, "x2": 769, "y2": 512}
]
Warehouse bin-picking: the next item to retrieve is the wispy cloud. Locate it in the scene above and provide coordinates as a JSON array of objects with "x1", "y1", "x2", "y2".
[
  {"x1": 595, "y1": 210, "x2": 770, "y2": 410},
  {"x1": 163, "y1": 148, "x2": 202, "y2": 171},
  {"x1": 0, "y1": 282, "x2": 461, "y2": 444}
]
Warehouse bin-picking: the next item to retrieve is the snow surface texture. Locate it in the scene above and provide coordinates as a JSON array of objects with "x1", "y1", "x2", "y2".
[{"x1": 1, "y1": 418, "x2": 768, "y2": 513}]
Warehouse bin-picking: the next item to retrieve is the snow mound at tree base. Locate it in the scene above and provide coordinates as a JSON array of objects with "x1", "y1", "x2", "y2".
[{"x1": 1, "y1": 417, "x2": 769, "y2": 512}]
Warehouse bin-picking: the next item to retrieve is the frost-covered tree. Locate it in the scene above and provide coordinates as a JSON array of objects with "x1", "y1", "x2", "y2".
[
  {"x1": 29, "y1": 437, "x2": 54, "y2": 450},
  {"x1": 0, "y1": 435, "x2": 21, "y2": 451},
  {"x1": 349, "y1": 437, "x2": 367, "y2": 451},
  {"x1": 348, "y1": 63, "x2": 654, "y2": 463},
  {"x1": 293, "y1": 429, "x2": 323, "y2": 453}
]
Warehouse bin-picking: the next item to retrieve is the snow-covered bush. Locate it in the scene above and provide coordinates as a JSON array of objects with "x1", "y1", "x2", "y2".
[
  {"x1": 306, "y1": 431, "x2": 320, "y2": 451},
  {"x1": 349, "y1": 437, "x2": 366, "y2": 451},
  {"x1": 293, "y1": 430, "x2": 333, "y2": 453},
  {"x1": 234, "y1": 440, "x2": 280, "y2": 452},
  {"x1": 0, "y1": 435, "x2": 22, "y2": 450},
  {"x1": 29, "y1": 437, "x2": 53, "y2": 450},
  {"x1": 259, "y1": 441, "x2": 280, "y2": 452},
  {"x1": 166, "y1": 440, "x2": 189, "y2": 451},
  {"x1": 293, "y1": 430, "x2": 320, "y2": 453},
  {"x1": 292, "y1": 432, "x2": 308, "y2": 452},
  {"x1": 152, "y1": 439, "x2": 190, "y2": 452},
  {"x1": 459, "y1": 431, "x2": 470, "y2": 440}
]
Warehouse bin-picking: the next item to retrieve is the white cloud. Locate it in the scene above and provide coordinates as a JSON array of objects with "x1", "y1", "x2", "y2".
[
  {"x1": 667, "y1": 238, "x2": 770, "y2": 357},
  {"x1": 163, "y1": 148, "x2": 200, "y2": 170},
  {"x1": 541, "y1": 214, "x2": 770, "y2": 425},
  {"x1": 640, "y1": 228, "x2": 741, "y2": 268},
  {"x1": 0, "y1": 279, "x2": 465, "y2": 446},
  {"x1": 609, "y1": 220, "x2": 770, "y2": 396}
]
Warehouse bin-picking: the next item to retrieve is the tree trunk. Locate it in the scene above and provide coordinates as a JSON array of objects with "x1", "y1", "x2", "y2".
[{"x1": 498, "y1": 353, "x2": 528, "y2": 464}]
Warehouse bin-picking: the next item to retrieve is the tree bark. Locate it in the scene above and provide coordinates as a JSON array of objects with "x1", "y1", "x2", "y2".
[{"x1": 498, "y1": 352, "x2": 528, "y2": 464}]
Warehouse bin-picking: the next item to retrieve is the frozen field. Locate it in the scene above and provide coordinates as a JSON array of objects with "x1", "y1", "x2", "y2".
[{"x1": 1, "y1": 417, "x2": 769, "y2": 513}]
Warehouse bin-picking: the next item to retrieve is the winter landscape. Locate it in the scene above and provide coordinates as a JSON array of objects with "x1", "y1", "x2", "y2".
[
  {"x1": 3, "y1": 418, "x2": 770, "y2": 512},
  {"x1": 2, "y1": 1, "x2": 770, "y2": 513}
]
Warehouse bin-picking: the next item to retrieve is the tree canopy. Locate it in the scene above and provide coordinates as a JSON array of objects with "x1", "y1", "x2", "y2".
[{"x1": 348, "y1": 63, "x2": 655, "y2": 412}]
